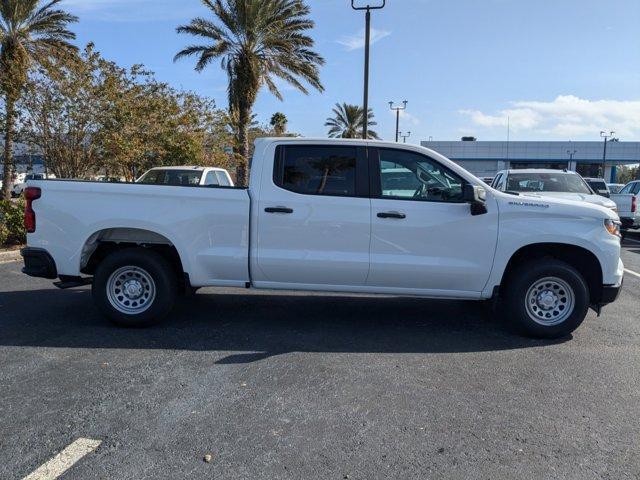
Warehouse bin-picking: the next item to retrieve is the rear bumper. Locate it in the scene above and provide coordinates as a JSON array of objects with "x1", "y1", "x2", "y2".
[{"x1": 21, "y1": 247, "x2": 58, "y2": 279}]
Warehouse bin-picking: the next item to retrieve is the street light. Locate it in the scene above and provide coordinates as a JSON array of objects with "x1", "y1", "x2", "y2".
[
  {"x1": 399, "y1": 131, "x2": 411, "y2": 143},
  {"x1": 352, "y1": 1, "x2": 386, "y2": 140},
  {"x1": 600, "y1": 130, "x2": 615, "y2": 178},
  {"x1": 389, "y1": 100, "x2": 408, "y2": 142},
  {"x1": 567, "y1": 149, "x2": 577, "y2": 171}
]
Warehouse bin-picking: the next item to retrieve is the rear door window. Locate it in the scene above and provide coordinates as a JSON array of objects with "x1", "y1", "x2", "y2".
[{"x1": 274, "y1": 145, "x2": 359, "y2": 197}]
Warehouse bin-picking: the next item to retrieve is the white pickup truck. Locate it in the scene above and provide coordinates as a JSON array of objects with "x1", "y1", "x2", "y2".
[
  {"x1": 611, "y1": 180, "x2": 639, "y2": 230},
  {"x1": 21, "y1": 138, "x2": 624, "y2": 338}
]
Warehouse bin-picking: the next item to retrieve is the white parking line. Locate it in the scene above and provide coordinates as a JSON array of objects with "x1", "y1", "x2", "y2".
[
  {"x1": 623, "y1": 237, "x2": 640, "y2": 246},
  {"x1": 22, "y1": 438, "x2": 101, "y2": 480},
  {"x1": 625, "y1": 269, "x2": 640, "y2": 279}
]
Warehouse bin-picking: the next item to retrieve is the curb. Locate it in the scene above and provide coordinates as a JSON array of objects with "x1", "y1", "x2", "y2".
[{"x1": 0, "y1": 249, "x2": 22, "y2": 263}]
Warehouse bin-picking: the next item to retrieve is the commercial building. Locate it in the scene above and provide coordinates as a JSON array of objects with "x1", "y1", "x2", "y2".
[{"x1": 420, "y1": 140, "x2": 640, "y2": 182}]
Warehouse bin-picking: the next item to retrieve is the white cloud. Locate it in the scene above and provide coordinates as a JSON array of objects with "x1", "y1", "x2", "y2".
[
  {"x1": 460, "y1": 95, "x2": 640, "y2": 139},
  {"x1": 388, "y1": 109, "x2": 421, "y2": 127},
  {"x1": 336, "y1": 28, "x2": 391, "y2": 51}
]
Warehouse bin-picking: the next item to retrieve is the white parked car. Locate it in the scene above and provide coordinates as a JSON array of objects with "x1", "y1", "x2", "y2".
[
  {"x1": 20, "y1": 139, "x2": 623, "y2": 338},
  {"x1": 136, "y1": 166, "x2": 234, "y2": 187},
  {"x1": 12, "y1": 173, "x2": 54, "y2": 197},
  {"x1": 490, "y1": 169, "x2": 618, "y2": 212}
]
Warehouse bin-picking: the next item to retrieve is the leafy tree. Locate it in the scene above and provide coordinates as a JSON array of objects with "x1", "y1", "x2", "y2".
[
  {"x1": 21, "y1": 45, "x2": 103, "y2": 179},
  {"x1": 325, "y1": 103, "x2": 379, "y2": 140},
  {"x1": 175, "y1": 0, "x2": 325, "y2": 186},
  {"x1": 22, "y1": 44, "x2": 233, "y2": 181},
  {"x1": 617, "y1": 165, "x2": 639, "y2": 184},
  {"x1": 270, "y1": 112, "x2": 287, "y2": 136},
  {"x1": 0, "y1": 0, "x2": 78, "y2": 199},
  {"x1": 95, "y1": 63, "x2": 229, "y2": 180}
]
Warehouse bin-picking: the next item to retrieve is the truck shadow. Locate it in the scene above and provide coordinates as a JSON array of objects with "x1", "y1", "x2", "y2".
[{"x1": 0, "y1": 288, "x2": 568, "y2": 363}]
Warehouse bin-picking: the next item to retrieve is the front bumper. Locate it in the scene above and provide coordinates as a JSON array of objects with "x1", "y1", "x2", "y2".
[
  {"x1": 600, "y1": 281, "x2": 623, "y2": 305},
  {"x1": 21, "y1": 247, "x2": 58, "y2": 279}
]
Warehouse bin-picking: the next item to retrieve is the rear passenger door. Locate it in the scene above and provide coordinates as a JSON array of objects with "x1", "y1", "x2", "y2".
[{"x1": 254, "y1": 144, "x2": 371, "y2": 287}]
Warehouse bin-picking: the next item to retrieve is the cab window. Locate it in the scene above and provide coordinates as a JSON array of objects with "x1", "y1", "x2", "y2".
[
  {"x1": 215, "y1": 171, "x2": 231, "y2": 186},
  {"x1": 375, "y1": 149, "x2": 465, "y2": 202},
  {"x1": 274, "y1": 145, "x2": 359, "y2": 197},
  {"x1": 491, "y1": 173, "x2": 503, "y2": 189},
  {"x1": 203, "y1": 171, "x2": 219, "y2": 186}
]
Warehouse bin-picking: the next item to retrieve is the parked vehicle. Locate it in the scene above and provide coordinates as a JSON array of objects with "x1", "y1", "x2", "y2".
[
  {"x1": 21, "y1": 139, "x2": 623, "y2": 338},
  {"x1": 94, "y1": 175, "x2": 124, "y2": 183},
  {"x1": 583, "y1": 178, "x2": 610, "y2": 198},
  {"x1": 490, "y1": 169, "x2": 618, "y2": 211},
  {"x1": 608, "y1": 183, "x2": 625, "y2": 194},
  {"x1": 11, "y1": 173, "x2": 54, "y2": 197},
  {"x1": 136, "y1": 166, "x2": 234, "y2": 187},
  {"x1": 612, "y1": 180, "x2": 639, "y2": 230}
]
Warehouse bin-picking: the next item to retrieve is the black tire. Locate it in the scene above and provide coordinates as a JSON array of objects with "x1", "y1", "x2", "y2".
[
  {"x1": 92, "y1": 248, "x2": 177, "y2": 327},
  {"x1": 503, "y1": 258, "x2": 589, "y2": 339}
]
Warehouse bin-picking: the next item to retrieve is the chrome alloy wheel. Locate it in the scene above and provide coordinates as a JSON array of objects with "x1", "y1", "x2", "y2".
[
  {"x1": 525, "y1": 276, "x2": 575, "y2": 326},
  {"x1": 106, "y1": 266, "x2": 156, "y2": 315}
]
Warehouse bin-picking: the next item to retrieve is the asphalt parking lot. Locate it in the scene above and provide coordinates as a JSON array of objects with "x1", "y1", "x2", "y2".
[{"x1": 1, "y1": 236, "x2": 639, "y2": 480}]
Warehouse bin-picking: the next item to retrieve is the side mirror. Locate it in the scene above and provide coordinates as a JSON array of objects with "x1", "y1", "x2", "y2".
[
  {"x1": 463, "y1": 184, "x2": 486, "y2": 203},
  {"x1": 463, "y1": 184, "x2": 488, "y2": 216}
]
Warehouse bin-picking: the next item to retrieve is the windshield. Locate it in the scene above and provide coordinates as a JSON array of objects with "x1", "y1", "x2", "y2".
[
  {"x1": 506, "y1": 172, "x2": 592, "y2": 194},
  {"x1": 586, "y1": 180, "x2": 607, "y2": 191},
  {"x1": 137, "y1": 169, "x2": 202, "y2": 186}
]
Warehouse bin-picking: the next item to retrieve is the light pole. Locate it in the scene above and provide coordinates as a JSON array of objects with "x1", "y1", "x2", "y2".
[
  {"x1": 352, "y1": 1, "x2": 386, "y2": 139},
  {"x1": 600, "y1": 130, "x2": 615, "y2": 178},
  {"x1": 399, "y1": 131, "x2": 411, "y2": 143},
  {"x1": 389, "y1": 100, "x2": 407, "y2": 142},
  {"x1": 567, "y1": 149, "x2": 577, "y2": 171}
]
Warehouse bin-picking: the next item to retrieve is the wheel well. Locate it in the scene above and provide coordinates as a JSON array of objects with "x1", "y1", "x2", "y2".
[
  {"x1": 80, "y1": 228, "x2": 188, "y2": 289},
  {"x1": 502, "y1": 243, "x2": 603, "y2": 304}
]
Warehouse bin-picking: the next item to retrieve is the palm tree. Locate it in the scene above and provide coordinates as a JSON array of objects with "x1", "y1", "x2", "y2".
[
  {"x1": 270, "y1": 112, "x2": 287, "y2": 136},
  {"x1": 325, "y1": 103, "x2": 379, "y2": 140},
  {"x1": 0, "y1": 0, "x2": 78, "y2": 199},
  {"x1": 175, "y1": 0, "x2": 324, "y2": 186}
]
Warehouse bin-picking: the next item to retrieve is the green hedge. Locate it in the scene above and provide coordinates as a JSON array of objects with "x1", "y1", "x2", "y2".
[{"x1": 0, "y1": 198, "x2": 26, "y2": 246}]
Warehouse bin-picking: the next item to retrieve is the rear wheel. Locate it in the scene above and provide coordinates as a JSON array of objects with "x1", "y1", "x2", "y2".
[
  {"x1": 92, "y1": 248, "x2": 177, "y2": 327},
  {"x1": 503, "y1": 258, "x2": 589, "y2": 338}
]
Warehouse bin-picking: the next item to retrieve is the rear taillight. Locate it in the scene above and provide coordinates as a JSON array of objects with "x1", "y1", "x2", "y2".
[
  {"x1": 24, "y1": 187, "x2": 41, "y2": 233},
  {"x1": 632, "y1": 196, "x2": 637, "y2": 214}
]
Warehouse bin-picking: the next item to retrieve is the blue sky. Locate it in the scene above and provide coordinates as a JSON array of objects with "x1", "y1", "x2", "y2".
[{"x1": 64, "y1": 0, "x2": 640, "y2": 143}]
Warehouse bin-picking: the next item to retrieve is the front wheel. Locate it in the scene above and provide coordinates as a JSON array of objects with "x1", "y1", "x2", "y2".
[
  {"x1": 92, "y1": 248, "x2": 177, "y2": 327},
  {"x1": 503, "y1": 258, "x2": 589, "y2": 338}
]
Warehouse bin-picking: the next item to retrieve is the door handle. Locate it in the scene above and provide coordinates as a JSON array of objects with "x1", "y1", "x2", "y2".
[
  {"x1": 377, "y1": 211, "x2": 406, "y2": 219},
  {"x1": 265, "y1": 207, "x2": 294, "y2": 214}
]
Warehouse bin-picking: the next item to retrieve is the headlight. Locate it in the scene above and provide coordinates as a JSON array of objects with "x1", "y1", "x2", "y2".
[{"x1": 604, "y1": 219, "x2": 621, "y2": 238}]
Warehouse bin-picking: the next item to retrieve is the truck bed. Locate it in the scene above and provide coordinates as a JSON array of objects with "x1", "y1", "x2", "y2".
[{"x1": 28, "y1": 180, "x2": 251, "y2": 286}]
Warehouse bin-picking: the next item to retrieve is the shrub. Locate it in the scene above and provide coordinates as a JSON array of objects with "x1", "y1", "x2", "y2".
[
  {"x1": 0, "y1": 198, "x2": 26, "y2": 246},
  {"x1": 0, "y1": 222, "x2": 8, "y2": 246}
]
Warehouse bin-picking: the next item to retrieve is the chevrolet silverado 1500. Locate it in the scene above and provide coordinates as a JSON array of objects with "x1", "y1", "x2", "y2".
[{"x1": 21, "y1": 139, "x2": 624, "y2": 338}]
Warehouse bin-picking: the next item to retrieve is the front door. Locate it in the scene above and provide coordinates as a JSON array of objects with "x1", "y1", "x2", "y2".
[
  {"x1": 367, "y1": 147, "x2": 499, "y2": 296},
  {"x1": 254, "y1": 144, "x2": 371, "y2": 287}
]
